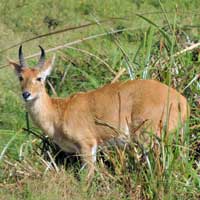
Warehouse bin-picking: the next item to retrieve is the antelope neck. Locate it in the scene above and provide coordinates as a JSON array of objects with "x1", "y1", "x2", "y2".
[{"x1": 26, "y1": 90, "x2": 57, "y2": 137}]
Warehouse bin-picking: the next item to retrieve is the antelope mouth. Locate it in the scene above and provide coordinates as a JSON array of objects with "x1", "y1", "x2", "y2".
[
  {"x1": 24, "y1": 96, "x2": 35, "y2": 102},
  {"x1": 22, "y1": 92, "x2": 37, "y2": 102}
]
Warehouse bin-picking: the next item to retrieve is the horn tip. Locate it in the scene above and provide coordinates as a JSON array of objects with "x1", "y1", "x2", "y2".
[
  {"x1": 38, "y1": 45, "x2": 43, "y2": 50},
  {"x1": 37, "y1": 45, "x2": 45, "y2": 67},
  {"x1": 38, "y1": 45, "x2": 45, "y2": 54}
]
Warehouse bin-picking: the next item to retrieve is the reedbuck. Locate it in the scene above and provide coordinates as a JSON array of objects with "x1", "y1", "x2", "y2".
[{"x1": 10, "y1": 46, "x2": 189, "y2": 177}]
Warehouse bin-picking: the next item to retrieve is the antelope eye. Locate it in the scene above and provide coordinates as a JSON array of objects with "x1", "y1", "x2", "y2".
[
  {"x1": 19, "y1": 76, "x2": 23, "y2": 81},
  {"x1": 36, "y1": 77, "x2": 42, "y2": 82}
]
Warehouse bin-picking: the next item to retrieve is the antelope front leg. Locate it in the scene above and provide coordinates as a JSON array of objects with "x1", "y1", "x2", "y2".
[{"x1": 80, "y1": 143, "x2": 97, "y2": 180}]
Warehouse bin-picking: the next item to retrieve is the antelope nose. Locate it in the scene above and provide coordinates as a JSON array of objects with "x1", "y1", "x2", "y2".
[{"x1": 22, "y1": 91, "x2": 31, "y2": 100}]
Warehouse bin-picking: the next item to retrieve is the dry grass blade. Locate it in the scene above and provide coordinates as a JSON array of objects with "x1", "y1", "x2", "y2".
[
  {"x1": 173, "y1": 42, "x2": 200, "y2": 57},
  {"x1": 0, "y1": 17, "x2": 127, "y2": 54},
  {"x1": 93, "y1": 16, "x2": 134, "y2": 79},
  {"x1": 111, "y1": 68, "x2": 126, "y2": 83},
  {"x1": 46, "y1": 151, "x2": 59, "y2": 173},
  {"x1": 60, "y1": 46, "x2": 117, "y2": 75},
  {"x1": 59, "y1": 70, "x2": 68, "y2": 89},
  {"x1": 0, "y1": 27, "x2": 135, "y2": 70},
  {"x1": 47, "y1": 80, "x2": 58, "y2": 97},
  {"x1": 155, "y1": 42, "x2": 200, "y2": 67},
  {"x1": 3, "y1": 157, "x2": 43, "y2": 180}
]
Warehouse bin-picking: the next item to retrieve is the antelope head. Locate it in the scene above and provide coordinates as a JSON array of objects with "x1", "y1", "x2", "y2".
[{"x1": 9, "y1": 46, "x2": 55, "y2": 102}]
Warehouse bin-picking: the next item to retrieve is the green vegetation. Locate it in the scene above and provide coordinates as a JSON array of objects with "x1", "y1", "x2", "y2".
[{"x1": 0, "y1": 0, "x2": 199, "y2": 199}]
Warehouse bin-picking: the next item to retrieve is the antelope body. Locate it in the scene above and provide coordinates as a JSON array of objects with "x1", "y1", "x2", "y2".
[{"x1": 10, "y1": 46, "x2": 189, "y2": 177}]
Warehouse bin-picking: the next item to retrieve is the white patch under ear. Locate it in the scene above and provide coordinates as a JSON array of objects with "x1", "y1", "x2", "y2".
[
  {"x1": 40, "y1": 67, "x2": 51, "y2": 80},
  {"x1": 40, "y1": 54, "x2": 56, "y2": 80}
]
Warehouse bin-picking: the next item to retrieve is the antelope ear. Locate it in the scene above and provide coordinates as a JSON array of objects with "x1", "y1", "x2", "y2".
[
  {"x1": 39, "y1": 54, "x2": 56, "y2": 80},
  {"x1": 8, "y1": 59, "x2": 22, "y2": 74}
]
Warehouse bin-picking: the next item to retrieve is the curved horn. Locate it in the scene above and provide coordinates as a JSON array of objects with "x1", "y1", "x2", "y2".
[
  {"x1": 19, "y1": 45, "x2": 26, "y2": 67},
  {"x1": 37, "y1": 45, "x2": 45, "y2": 68}
]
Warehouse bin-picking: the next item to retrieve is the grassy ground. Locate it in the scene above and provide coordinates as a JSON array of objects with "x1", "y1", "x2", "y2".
[{"x1": 0, "y1": 0, "x2": 200, "y2": 199}]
